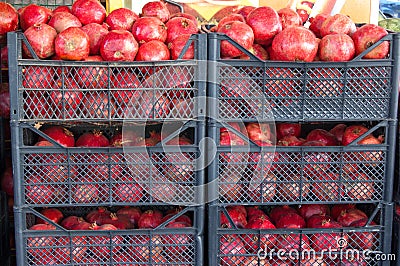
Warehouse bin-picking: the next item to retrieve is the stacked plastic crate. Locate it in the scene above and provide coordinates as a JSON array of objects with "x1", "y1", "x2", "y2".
[
  {"x1": 206, "y1": 32, "x2": 400, "y2": 265},
  {"x1": 7, "y1": 24, "x2": 207, "y2": 265}
]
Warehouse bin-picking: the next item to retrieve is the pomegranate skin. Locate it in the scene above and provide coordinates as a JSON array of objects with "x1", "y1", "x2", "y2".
[
  {"x1": 23, "y1": 23, "x2": 57, "y2": 59},
  {"x1": 71, "y1": 0, "x2": 106, "y2": 25},
  {"x1": 54, "y1": 27, "x2": 90, "y2": 61},
  {"x1": 100, "y1": 30, "x2": 139, "y2": 61},
  {"x1": 0, "y1": 2, "x2": 18, "y2": 35}
]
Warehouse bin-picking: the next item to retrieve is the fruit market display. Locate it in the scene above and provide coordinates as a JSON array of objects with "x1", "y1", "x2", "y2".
[{"x1": 0, "y1": 0, "x2": 399, "y2": 266}]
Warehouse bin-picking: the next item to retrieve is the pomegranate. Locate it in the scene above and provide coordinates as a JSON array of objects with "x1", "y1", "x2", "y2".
[
  {"x1": 76, "y1": 130, "x2": 109, "y2": 147},
  {"x1": 27, "y1": 223, "x2": 56, "y2": 261},
  {"x1": 309, "y1": 13, "x2": 330, "y2": 38},
  {"x1": 0, "y1": 166, "x2": 13, "y2": 196},
  {"x1": 275, "y1": 212, "x2": 306, "y2": 228},
  {"x1": 278, "y1": 7, "x2": 302, "y2": 29},
  {"x1": 131, "y1": 16, "x2": 167, "y2": 43},
  {"x1": 0, "y1": 3, "x2": 18, "y2": 36},
  {"x1": 348, "y1": 218, "x2": 377, "y2": 250},
  {"x1": 269, "y1": 205, "x2": 298, "y2": 223},
  {"x1": 38, "y1": 126, "x2": 75, "y2": 147},
  {"x1": 0, "y1": 83, "x2": 10, "y2": 118},
  {"x1": 298, "y1": 204, "x2": 330, "y2": 221},
  {"x1": 52, "y1": 5, "x2": 71, "y2": 14},
  {"x1": 1, "y1": 46, "x2": 8, "y2": 68},
  {"x1": 81, "y1": 22, "x2": 109, "y2": 55},
  {"x1": 307, "y1": 213, "x2": 332, "y2": 228},
  {"x1": 276, "y1": 123, "x2": 301, "y2": 139},
  {"x1": 127, "y1": 235, "x2": 163, "y2": 262},
  {"x1": 55, "y1": 27, "x2": 90, "y2": 61},
  {"x1": 85, "y1": 207, "x2": 111, "y2": 224},
  {"x1": 105, "y1": 7, "x2": 138, "y2": 31},
  {"x1": 217, "y1": 21, "x2": 254, "y2": 58},
  {"x1": 336, "y1": 208, "x2": 368, "y2": 227},
  {"x1": 310, "y1": 218, "x2": 348, "y2": 252},
  {"x1": 351, "y1": 24, "x2": 389, "y2": 59},
  {"x1": 236, "y1": 6, "x2": 256, "y2": 20},
  {"x1": 220, "y1": 206, "x2": 247, "y2": 228},
  {"x1": 220, "y1": 235, "x2": 246, "y2": 266},
  {"x1": 100, "y1": 212, "x2": 134, "y2": 229},
  {"x1": 130, "y1": 88, "x2": 171, "y2": 118},
  {"x1": 277, "y1": 135, "x2": 305, "y2": 146},
  {"x1": 25, "y1": 175, "x2": 57, "y2": 204},
  {"x1": 343, "y1": 172, "x2": 375, "y2": 200},
  {"x1": 163, "y1": 135, "x2": 193, "y2": 183},
  {"x1": 49, "y1": 76, "x2": 83, "y2": 118},
  {"x1": 100, "y1": 30, "x2": 138, "y2": 61},
  {"x1": 116, "y1": 206, "x2": 142, "y2": 228},
  {"x1": 243, "y1": 215, "x2": 276, "y2": 252},
  {"x1": 329, "y1": 123, "x2": 347, "y2": 145},
  {"x1": 306, "y1": 129, "x2": 338, "y2": 146},
  {"x1": 170, "y1": 12, "x2": 198, "y2": 27},
  {"x1": 19, "y1": 4, "x2": 52, "y2": 31},
  {"x1": 246, "y1": 206, "x2": 266, "y2": 220},
  {"x1": 341, "y1": 124, "x2": 369, "y2": 146},
  {"x1": 162, "y1": 212, "x2": 192, "y2": 227},
  {"x1": 245, "y1": 170, "x2": 277, "y2": 203},
  {"x1": 81, "y1": 91, "x2": 116, "y2": 118},
  {"x1": 88, "y1": 223, "x2": 123, "y2": 260},
  {"x1": 331, "y1": 204, "x2": 356, "y2": 221},
  {"x1": 239, "y1": 43, "x2": 269, "y2": 60},
  {"x1": 164, "y1": 222, "x2": 191, "y2": 262},
  {"x1": 311, "y1": 172, "x2": 344, "y2": 201},
  {"x1": 246, "y1": 6, "x2": 282, "y2": 46},
  {"x1": 301, "y1": 140, "x2": 332, "y2": 176},
  {"x1": 112, "y1": 178, "x2": 144, "y2": 203},
  {"x1": 141, "y1": 1, "x2": 170, "y2": 23},
  {"x1": 111, "y1": 69, "x2": 141, "y2": 108},
  {"x1": 275, "y1": 233, "x2": 310, "y2": 251},
  {"x1": 135, "y1": 40, "x2": 170, "y2": 61},
  {"x1": 23, "y1": 23, "x2": 57, "y2": 59},
  {"x1": 318, "y1": 33, "x2": 355, "y2": 61},
  {"x1": 36, "y1": 208, "x2": 64, "y2": 224},
  {"x1": 219, "y1": 167, "x2": 243, "y2": 202},
  {"x1": 319, "y1": 14, "x2": 356, "y2": 37},
  {"x1": 138, "y1": 209, "x2": 163, "y2": 229},
  {"x1": 71, "y1": 0, "x2": 106, "y2": 25},
  {"x1": 60, "y1": 215, "x2": 85, "y2": 229},
  {"x1": 216, "y1": 13, "x2": 246, "y2": 31},
  {"x1": 75, "y1": 55, "x2": 107, "y2": 89},
  {"x1": 47, "y1": 12, "x2": 82, "y2": 33},
  {"x1": 22, "y1": 65, "x2": 55, "y2": 88},
  {"x1": 271, "y1": 26, "x2": 318, "y2": 62},
  {"x1": 169, "y1": 33, "x2": 195, "y2": 60},
  {"x1": 277, "y1": 170, "x2": 310, "y2": 201},
  {"x1": 72, "y1": 183, "x2": 102, "y2": 203},
  {"x1": 165, "y1": 16, "x2": 198, "y2": 45}
]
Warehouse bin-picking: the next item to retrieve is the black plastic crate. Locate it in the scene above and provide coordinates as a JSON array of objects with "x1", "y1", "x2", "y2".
[
  {"x1": 207, "y1": 33, "x2": 400, "y2": 122},
  {"x1": 208, "y1": 203, "x2": 395, "y2": 266},
  {"x1": 11, "y1": 122, "x2": 206, "y2": 207},
  {"x1": 0, "y1": 191, "x2": 10, "y2": 266},
  {"x1": 13, "y1": 205, "x2": 203, "y2": 265},
  {"x1": 208, "y1": 121, "x2": 396, "y2": 205},
  {"x1": 0, "y1": 0, "x2": 74, "y2": 9},
  {"x1": 7, "y1": 31, "x2": 207, "y2": 123},
  {"x1": 393, "y1": 207, "x2": 400, "y2": 266}
]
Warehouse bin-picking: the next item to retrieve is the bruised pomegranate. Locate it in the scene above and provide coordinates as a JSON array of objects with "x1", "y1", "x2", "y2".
[
  {"x1": 55, "y1": 27, "x2": 90, "y2": 60},
  {"x1": 105, "y1": 7, "x2": 138, "y2": 31},
  {"x1": 19, "y1": 4, "x2": 52, "y2": 31},
  {"x1": 23, "y1": 23, "x2": 57, "y2": 59},
  {"x1": 71, "y1": 0, "x2": 106, "y2": 25},
  {"x1": 100, "y1": 30, "x2": 138, "y2": 61},
  {"x1": 81, "y1": 22, "x2": 109, "y2": 55},
  {"x1": 131, "y1": 16, "x2": 167, "y2": 43},
  {"x1": 217, "y1": 21, "x2": 254, "y2": 58},
  {"x1": 0, "y1": 3, "x2": 18, "y2": 36},
  {"x1": 38, "y1": 126, "x2": 75, "y2": 147},
  {"x1": 271, "y1": 26, "x2": 318, "y2": 62},
  {"x1": 47, "y1": 12, "x2": 82, "y2": 33}
]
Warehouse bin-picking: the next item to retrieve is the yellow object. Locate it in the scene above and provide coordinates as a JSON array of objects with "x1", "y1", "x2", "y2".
[{"x1": 106, "y1": 0, "x2": 123, "y2": 13}]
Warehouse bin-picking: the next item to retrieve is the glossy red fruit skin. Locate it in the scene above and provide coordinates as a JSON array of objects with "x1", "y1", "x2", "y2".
[
  {"x1": 71, "y1": 0, "x2": 107, "y2": 25},
  {"x1": 38, "y1": 126, "x2": 75, "y2": 147},
  {"x1": 135, "y1": 40, "x2": 170, "y2": 61},
  {"x1": 329, "y1": 123, "x2": 347, "y2": 145},
  {"x1": 341, "y1": 125, "x2": 369, "y2": 146},
  {"x1": 298, "y1": 204, "x2": 330, "y2": 221},
  {"x1": 100, "y1": 30, "x2": 138, "y2": 61},
  {"x1": 271, "y1": 26, "x2": 318, "y2": 62},
  {"x1": 277, "y1": 7, "x2": 302, "y2": 29},
  {"x1": 276, "y1": 123, "x2": 301, "y2": 139},
  {"x1": 105, "y1": 7, "x2": 138, "y2": 31},
  {"x1": 320, "y1": 13, "x2": 356, "y2": 37},
  {"x1": 269, "y1": 205, "x2": 298, "y2": 223},
  {"x1": 23, "y1": 24, "x2": 57, "y2": 59},
  {"x1": 243, "y1": 215, "x2": 276, "y2": 252},
  {"x1": 169, "y1": 34, "x2": 195, "y2": 60},
  {"x1": 275, "y1": 212, "x2": 306, "y2": 228},
  {"x1": 331, "y1": 204, "x2": 356, "y2": 220},
  {"x1": 76, "y1": 131, "x2": 109, "y2": 147},
  {"x1": 137, "y1": 209, "x2": 163, "y2": 229},
  {"x1": 47, "y1": 12, "x2": 82, "y2": 33},
  {"x1": 141, "y1": 1, "x2": 170, "y2": 23},
  {"x1": 36, "y1": 208, "x2": 64, "y2": 224},
  {"x1": 81, "y1": 23, "x2": 109, "y2": 55},
  {"x1": 218, "y1": 21, "x2": 254, "y2": 58},
  {"x1": 131, "y1": 16, "x2": 167, "y2": 43},
  {"x1": 351, "y1": 24, "x2": 389, "y2": 59},
  {"x1": 0, "y1": 2, "x2": 18, "y2": 35},
  {"x1": 216, "y1": 13, "x2": 246, "y2": 32},
  {"x1": 19, "y1": 4, "x2": 52, "y2": 31},
  {"x1": 246, "y1": 6, "x2": 282, "y2": 46},
  {"x1": 165, "y1": 17, "x2": 199, "y2": 44},
  {"x1": 236, "y1": 6, "x2": 256, "y2": 20},
  {"x1": 306, "y1": 129, "x2": 338, "y2": 146},
  {"x1": 55, "y1": 27, "x2": 90, "y2": 61},
  {"x1": 52, "y1": 5, "x2": 71, "y2": 14},
  {"x1": 336, "y1": 208, "x2": 368, "y2": 227},
  {"x1": 220, "y1": 206, "x2": 247, "y2": 228},
  {"x1": 220, "y1": 235, "x2": 246, "y2": 266},
  {"x1": 319, "y1": 33, "x2": 355, "y2": 61},
  {"x1": 309, "y1": 13, "x2": 330, "y2": 38}
]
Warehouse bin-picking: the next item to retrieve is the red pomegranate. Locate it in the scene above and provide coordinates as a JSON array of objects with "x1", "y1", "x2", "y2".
[
  {"x1": 138, "y1": 209, "x2": 163, "y2": 229},
  {"x1": 36, "y1": 208, "x2": 64, "y2": 224},
  {"x1": 216, "y1": 13, "x2": 246, "y2": 32},
  {"x1": 351, "y1": 24, "x2": 389, "y2": 59},
  {"x1": 105, "y1": 7, "x2": 138, "y2": 31},
  {"x1": 19, "y1": 4, "x2": 52, "y2": 31},
  {"x1": 0, "y1": 2, "x2": 18, "y2": 36},
  {"x1": 271, "y1": 26, "x2": 318, "y2": 62},
  {"x1": 306, "y1": 128, "x2": 338, "y2": 146},
  {"x1": 71, "y1": 0, "x2": 106, "y2": 25},
  {"x1": 141, "y1": 1, "x2": 170, "y2": 23},
  {"x1": 116, "y1": 206, "x2": 142, "y2": 227},
  {"x1": 169, "y1": 12, "x2": 198, "y2": 27},
  {"x1": 165, "y1": 16, "x2": 199, "y2": 44},
  {"x1": 218, "y1": 21, "x2": 254, "y2": 58},
  {"x1": 38, "y1": 126, "x2": 75, "y2": 147},
  {"x1": 246, "y1": 6, "x2": 282, "y2": 46},
  {"x1": 239, "y1": 43, "x2": 269, "y2": 60},
  {"x1": 75, "y1": 55, "x2": 107, "y2": 89},
  {"x1": 132, "y1": 16, "x2": 167, "y2": 44},
  {"x1": 318, "y1": 33, "x2": 355, "y2": 61},
  {"x1": 76, "y1": 130, "x2": 109, "y2": 147},
  {"x1": 164, "y1": 222, "x2": 191, "y2": 262},
  {"x1": 277, "y1": 7, "x2": 302, "y2": 29},
  {"x1": 55, "y1": 27, "x2": 90, "y2": 60},
  {"x1": 169, "y1": 34, "x2": 195, "y2": 60},
  {"x1": 23, "y1": 24, "x2": 57, "y2": 59},
  {"x1": 220, "y1": 235, "x2": 246, "y2": 266},
  {"x1": 81, "y1": 22, "x2": 109, "y2": 55},
  {"x1": 298, "y1": 204, "x2": 330, "y2": 221},
  {"x1": 49, "y1": 76, "x2": 83, "y2": 118},
  {"x1": 52, "y1": 5, "x2": 71, "y2": 14},
  {"x1": 47, "y1": 12, "x2": 82, "y2": 33},
  {"x1": 100, "y1": 30, "x2": 138, "y2": 61},
  {"x1": 319, "y1": 13, "x2": 356, "y2": 37},
  {"x1": 243, "y1": 215, "x2": 276, "y2": 252},
  {"x1": 236, "y1": 6, "x2": 256, "y2": 20},
  {"x1": 135, "y1": 40, "x2": 170, "y2": 61},
  {"x1": 309, "y1": 14, "x2": 329, "y2": 38}
]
